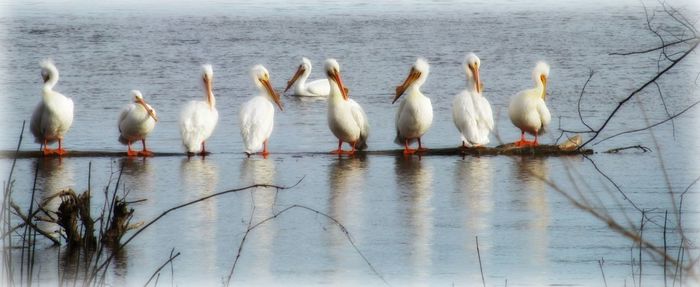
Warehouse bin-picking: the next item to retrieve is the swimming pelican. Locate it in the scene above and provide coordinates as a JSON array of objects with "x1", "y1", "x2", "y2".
[
  {"x1": 326, "y1": 59, "x2": 369, "y2": 154},
  {"x1": 180, "y1": 64, "x2": 219, "y2": 155},
  {"x1": 452, "y1": 53, "x2": 493, "y2": 147},
  {"x1": 284, "y1": 57, "x2": 330, "y2": 97},
  {"x1": 118, "y1": 90, "x2": 158, "y2": 156},
  {"x1": 508, "y1": 61, "x2": 551, "y2": 147},
  {"x1": 239, "y1": 65, "x2": 283, "y2": 157},
  {"x1": 393, "y1": 58, "x2": 433, "y2": 155},
  {"x1": 30, "y1": 59, "x2": 74, "y2": 156}
]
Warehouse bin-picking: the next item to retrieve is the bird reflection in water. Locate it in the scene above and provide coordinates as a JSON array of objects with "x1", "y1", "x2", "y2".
[
  {"x1": 394, "y1": 156, "x2": 433, "y2": 285},
  {"x1": 33, "y1": 157, "x2": 74, "y2": 236},
  {"x1": 513, "y1": 157, "x2": 550, "y2": 268},
  {"x1": 238, "y1": 157, "x2": 277, "y2": 284},
  {"x1": 327, "y1": 156, "x2": 368, "y2": 282},
  {"x1": 454, "y1": 157, "x2": 493, "y2": 244},
  {"x1": 179, "y1": 158, "x2": 219, "y2": 275}
]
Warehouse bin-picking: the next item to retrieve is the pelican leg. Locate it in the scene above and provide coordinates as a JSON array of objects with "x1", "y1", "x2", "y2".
[
  {"x1": 42, "y1": 139, "x2": 54, "y2": 156},
  {"x1": 348, "y1": 141, "x2": 356, "y2": 155},
  {"x1": 533, "y1": 133, "x2": 539, "y2": 146},
  {"x1": 331, "y1": 140, "x2": 344, "y2": 154},
  {"x1": 514, "y1": 131, "x2": 530, "y2": 147},
  {"x1": 403, "y1": 139, "x2": 416, "y2": 155},
  {"x1": 262, "y1": 139, "x2": 270, "y2": 157},
  {"x1": 138, "y1": 139, "x2": 153, "y2": 156},
  {"x1": 126, "y1": 141, "x2": 138, "y2": 157},
  {"x1": 417, "y1": 138, "x2": 428, "y2": 152},
  {"x1": 55, "y1": 139, "x2": 67, "y2": 156},
  {"x1": 199, "y1": 142, "x2": 207, "y2": 156}
]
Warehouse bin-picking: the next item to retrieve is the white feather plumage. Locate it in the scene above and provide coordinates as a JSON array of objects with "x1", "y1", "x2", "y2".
[
  {"x1": 452, "y1": 53, "x2": 493, "y2": 147},
  {"x1": 180, "y1": 64, "x2": 219, "y2": 153},
  {"x1": 30, "y1": 59, "x2": 74, "y2": 148}
]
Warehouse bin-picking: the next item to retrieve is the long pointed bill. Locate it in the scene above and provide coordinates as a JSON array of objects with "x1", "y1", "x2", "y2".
[
  {"x1": 470, "y1": 65, "x2": 482, "y2": 94},
  {"x1": 261, "y1": 78, "x2": 283, "y2": 111},
  {"x1": 330, "y1": 70, "x2": 348, "y2": 100},
  {"x1": 284, "y1": 66, "x2": 305, "y2": 93},
  {"x1": 393, "y1": 68, "x2": 421, "y2": 104},
  {"x1": 136, "y1": 98, "x2": 158, "y2": 122},
  {"x1": 540, "y1": 75, "x2": 547, "y2": 100},
  {"x1": 203, "y1": 76, "x2": 214, "y2": 107}
]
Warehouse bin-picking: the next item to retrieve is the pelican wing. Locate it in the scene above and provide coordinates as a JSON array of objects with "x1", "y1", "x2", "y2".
[
  {"x1": 29, "y1": 102, "x2": 46, "y2": 143},
  {"x1": 536, "y1": 98, "x2": 551, "y2": 133},
  {"x1": 305, "y1": 78, "x2": 330, "y2": 96},
  {"x1": 349, "y1": 99, "x2": 369, "y2": 150},
  {"x1": 477, "y1": 96, "x2": 494, "y2": 131},
  {"x1": 452, "y1": 90, "x2": 481, "y2": 145},
  {"x1": 239, "y1": 97, "x2": 274, "y2": 154}
]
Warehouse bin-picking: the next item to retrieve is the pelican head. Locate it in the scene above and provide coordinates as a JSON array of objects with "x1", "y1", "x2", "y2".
[
  {"x1": 464, "y1": 53, "x2": 483, "y2": 94},
  {"x1": 532, "y1": 61, "x2": 550, "y2": 99},
  {"x1": 325, "y1": 58, "x2": 348, "y2": 100},
  {"x1": 393, "y1": 58, "x2": 429, "y2": 104},
  {"x1": 252, "y1": 65, "x2": 283, "y2": 111},
  {"x1": 40, "y1": 59, "x2": 59, "y2": 89},
  {"x1": 201, "y1": 64, "x2": 215, "y2": 108},
  {"x1": 132, "y1": 90, "x2": 158, "y2": 122},
  {"x1": 284, "y1": 57, "x2": 313, "y2": 93}
]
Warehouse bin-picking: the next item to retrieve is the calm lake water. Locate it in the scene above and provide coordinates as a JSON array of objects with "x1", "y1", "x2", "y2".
[{"x1": 1, "y1": 0, "x2": 699, "y2": 286}]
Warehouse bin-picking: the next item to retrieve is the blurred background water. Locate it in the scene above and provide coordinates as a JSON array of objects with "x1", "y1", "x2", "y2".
[{"x1": 0, "y1": 0, "x2": 699, "y2": 286}]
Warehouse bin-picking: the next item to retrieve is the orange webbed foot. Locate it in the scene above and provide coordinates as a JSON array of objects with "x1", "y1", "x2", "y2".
[
  {"x1": 55, "y1": 148, "x2": 67, "y2": 156},
  {"x1": 138, "y1": 150, "x2": 154, "y2": 157},
  {"x1": 403, "y1": 148, "x2": 416, "y2": 155},
  {"x1": 127, "y1": 150, "x2": 139, "y2": 157}
]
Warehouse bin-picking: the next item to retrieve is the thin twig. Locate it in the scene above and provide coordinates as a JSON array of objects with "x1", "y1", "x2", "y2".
[
  {"x1": 476, "y1": 236, "x2": 486, "y2": 287},
  {"x1": 143, "y1": 248, "x2": 180, "y2": 287}
]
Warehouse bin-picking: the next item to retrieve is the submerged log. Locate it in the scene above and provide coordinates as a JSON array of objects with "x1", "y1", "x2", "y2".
[{"x1": 0, "y1": 137, "x2": 592, "y2": 158}]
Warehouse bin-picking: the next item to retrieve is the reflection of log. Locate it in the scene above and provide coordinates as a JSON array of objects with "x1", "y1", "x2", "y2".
[
  {"x1": 0, "y1": 143, "x2": 593, "y2": 159},
  {"x1": 361, "y1": 143, "x2": 593, "y2": 156}
]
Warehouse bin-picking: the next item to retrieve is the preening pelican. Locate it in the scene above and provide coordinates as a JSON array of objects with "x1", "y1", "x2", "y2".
[
  {"x1": 284, "y1": 57, "x2": 330, "y2": 97},
  {"x1": 118, "y1": 90, "x2": 158, "y2": 156},
  {"x1": 239, "y1": 65, "x2": 283, "y2": 156},
  {"x1": 30, "y1": 59, "x2": 74, "y2": 156},
  {"x1": 326, "y1": 59, "x2": 369, "y2": 154},
  {"x1": 452, "y1": 53, "x2": 493, "y2": 147},
  {"x1": 508, "y1": 61, "x2": 551, "y2": 146},
  {"x1": 393, "y1": 58, "x2": 433, "y2": 154},
  {"x1": 180, "y1": 64, "x2": 219, "y2": 155}
]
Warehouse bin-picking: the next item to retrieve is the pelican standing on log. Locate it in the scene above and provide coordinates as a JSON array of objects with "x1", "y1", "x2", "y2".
[
  {"x1": 452, "y1": 53, "x2": 493, "y2": 147},
  {"x1": 325, "y1": 59, "x2": 369, "y2": 155},
  {"x1": 393, "y1": 58, "x2": 433, "y2": 155},
  {"x1": 30, "y1": 59, "x2": 74, "y2": 156},
  {"x1": 118, "y1": 90, "x2": 158, "y2": 156},
  {"x1": 508, "y1": 61, "x2": 551, "y2": 147},
  {"x1": 284, "y1": 57, "x2": 330, "y2": 97},
  {"x1": 180, "y1": 64, "x2": 219, "y2": 155},
  {"x1": 239, "y1": 65, "x2": 283, "y2": 157}
]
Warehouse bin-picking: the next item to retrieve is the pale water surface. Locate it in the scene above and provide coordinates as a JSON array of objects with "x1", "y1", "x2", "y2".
[{"x1": 0, "y1": 0, "x2": 699, "y2": 286}]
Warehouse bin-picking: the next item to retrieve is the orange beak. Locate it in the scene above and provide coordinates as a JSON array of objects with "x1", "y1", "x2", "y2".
[
  {"x1": 470, "y1": 64, "x2": 482, "y2": 94},
  {"x1": 329, "y1": 69, "x2": 348, "y2": 100},
  {"x1": 540, "y1": 74, "x2": 547, "y2": 100},
  {"x1": 284, "y1": 65, "x2": 305, "y2": 93},
  {"x1": 203, "y1": 75, "x2": 214, "y2": 108},
  {"x1": 261, "y1": 78, "x2": 283, "y2": 111},
  {"x1": 136, "y1": 97, "x2": 158, "y2": 122},
  {"x1": 393, "y1": 67, "x2": 421, "y2": 104}
]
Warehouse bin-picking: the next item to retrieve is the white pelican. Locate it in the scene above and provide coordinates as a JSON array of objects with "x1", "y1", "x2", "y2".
[
  {"x1": 508, "y1": 61, "x2": 551, "y2": 146},
  {"x1": 452, "y1": 53, "x2": 493, "y2": 147},
  {"x1": 180, "y1": 64, "x2": 219, "y2": 155},
  {"x1": 30, "y1": 59, "x2": 74, "y2": 156},
  {"x1": 325, "y1": 59, "x2": 369, "y2": 154},
  {"x1": 118, "y1": 90, "x2": 158, "y2": 156},
  {"x1": 393, "y1": 58, "x2": 433, "y2": 154},
  {"x1": 284, "y1": 57, "x2": 330, "y2": 97},
  {"x1": 239, "y1": 65, "x2": 283, "y2": 157}
]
